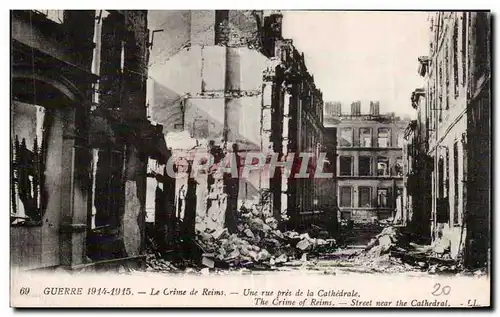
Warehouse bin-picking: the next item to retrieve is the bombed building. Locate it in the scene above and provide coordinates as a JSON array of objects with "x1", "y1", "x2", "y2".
[
  {"x1": 145, "y1": 10, "x2": 338, "y2": 253},
  {"x1": 10, "y1": 10, "x2": 166, "y2": 271}
]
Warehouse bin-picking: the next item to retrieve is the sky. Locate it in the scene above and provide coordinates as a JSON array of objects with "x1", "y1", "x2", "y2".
[{"x1": 282, "y1": 11, "x2": 430, "y2": 117}]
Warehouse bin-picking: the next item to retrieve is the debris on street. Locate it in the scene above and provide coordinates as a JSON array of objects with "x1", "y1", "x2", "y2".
[
  {"x1": 145, "y1": 253, "x2": 181, "y2": 273},
  {"x1": 193, "y1": 204, "x2": 337, "y2": 270},
  {"x1": 350, "y1": 225, "x2": 461, "y2": 274}
]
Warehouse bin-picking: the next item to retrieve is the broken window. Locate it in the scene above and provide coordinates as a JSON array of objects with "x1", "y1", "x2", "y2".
[
  {"x1": 339, "y1": 156, "x2": 353, "y2": 176},
  {"x1": 358, "y1": 187, "x2": 372, "y2": 208},
  {"x1": 215, "y1": 10, "x2": 230, "y2": 45},
  {"x1": 377, "y1": 156, "x2": 389, "y2": 176},
  {"x1": 90, "y1": 11, "x2": 110, "y2": 110},
  {"x1": 358, "y1": 156, "x2": 371, "y2": 176},
  {"x1": 193, "y1": 119, "x2": 209, "y2": 139},
  {"x1": 339, "y1": 187, "x2": 352, "y2": 207},
  {"x1": 11, "y1": 102, "x2": 47, "y2": 225},
  {"x1": 377, "y1": 188, "x2": 388, "y2": 207},
  {"x1": 99, "y1": 12, "x2": 125, "y2": 109},
  {"x1": 394, "y1": 157, "x2": 403, "y2": 177},
  {"x1": 359, "y1": 128, "x2": 372, "y2": 147},
  {"x1": 90, "y1": 148, "x2": 125, "y2": 229},
  {"x1": 377, "y1": 128, "x2": 390, "y2": 148},
  {"x1": 438, "y1": 156, "x2": 444, "y2": 198},
  {"x1": 339, "y1": 127, "x2": 353, "y2": 147}
]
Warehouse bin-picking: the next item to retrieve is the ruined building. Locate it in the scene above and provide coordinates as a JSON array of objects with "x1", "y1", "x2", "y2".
[
  {"x1": 11, "y1": 10, "x2": 166, "y2": 270},
  {"x1": 402, "y1": 88, "x2": 433, "y2": 243},
  {"x1": 414, "y1": 12, "x2": 491, "y2": 268},
  {"x1": 145, "y1": 10, "x2": 338, "y2": 251},
  {"x1": 276, "y1": 42, "x2": 337, "y2": 232},
  {"x1": 324, "y1": 102, "x2": 409, "y2": 223}
]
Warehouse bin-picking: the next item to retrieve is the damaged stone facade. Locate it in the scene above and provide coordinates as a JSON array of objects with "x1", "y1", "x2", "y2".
[
  {"x1": 324, "y1": 103, "x2": 409, "y2": 223},
  {"x1": 402, "y1": 89, "x2": 433, "y2": 244},
  {"x1": 146, "y1": 10, "x2": 338, "y2": 252},
  {"x1": 270, "y1": 39, "x2": 338, "y2": 232},
  {"x1": 11, "y1": 10, "x2": 163, "y2": 271},
  {"x1": 415, "y1": 12, "x2": 491, "y2": 268}
]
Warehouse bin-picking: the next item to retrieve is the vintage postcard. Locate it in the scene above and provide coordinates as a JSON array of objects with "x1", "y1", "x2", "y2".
[{"x1": 9, "y1": 9, "x2": 491, "y2": 308}]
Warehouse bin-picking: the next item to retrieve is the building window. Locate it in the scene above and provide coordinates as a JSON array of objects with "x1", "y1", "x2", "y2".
[
  {"x1": 396, "y1": 133, "x2": 404, "y2": 148},
  {"x1": 377, "y1": 188, "x2": 388, "y2": 207},
  {"x1": 453, "y1": 20, "x2": 459, "y2": 99},
  {"x1": 438, "y1": 156, "x2": 444, "y2": 198},
  {"x1": 339, "y1": 127, "x2": 353, "y2": 147},
  {"x1": 445, "y1": 42, "x2": 450, "y2": 110},
  {"x1": 438, "y1": 60, "x2": 443, "y2": 121},
  {"x1": 339, "y1": 156, "x2": 353, "y2": 176},
  {"x1": 453, "y1": 142, "x2": 459, "y2": 225},
  {"x1": 120, "y1": 41, "x2": 126, "y2": 72},
  {"x1": 90, "y1": 148, "x2": 125, "y2": 230},
  {"x1": 377, "y1": 128, "x2": 390, "y2": 148},
  {"x1": 437, "y1": 155, "x2": 449, "y2": 223},
  {"x1": 394, "y1": 157, "x2": 403, "y2": 177},
  {"x1": 359, "y1": 187, "x2": 372, "y2": 208},
  {"x1": 11, "y1": 102, "x2": 47, "y2": 226},
  {"x1": 340, "y1": 187, "x2": 352, "y2": 207},
  {"x1": 377, "y1": 156, "x2": 389, "y2": 176},
  {"x1": 358, "y1": 156, "x2": 371, "y2": 176},
  {"x1": 91, "y1": 10, "x2": 110, "y2": 109},
  {"x1": 445, "y1": 149, "x2": 450, "y2": 197},
  {"x1": 359, "y1": 128, "x2": 372, "y2": 147},
  {"x1": 462, "y1": 13, "x2": 468, "y2": 86},
  {"x1": 193, "y1": 119, "x2": 209, "y2": 139}
]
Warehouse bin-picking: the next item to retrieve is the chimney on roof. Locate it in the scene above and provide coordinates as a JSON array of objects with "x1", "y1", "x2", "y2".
[
  {"x1": 351, "y1": 101, "x2": 361, "y2": 116},
  {"x1": 370, "y1": 101, "x2": 380, "y2": 116},
  {"x1": 333, "y1": 102, "x2": 341, "y2": 116}
]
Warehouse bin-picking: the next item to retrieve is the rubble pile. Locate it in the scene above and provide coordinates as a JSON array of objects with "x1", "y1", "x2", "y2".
[
  {"x1": 361, "y1": 226, "x2": 409, "y2": 258},
  {"x1": 353, "y1": 226, "x2": 460, "y2": 274},
  {"x1": 145, "y1": 253, "x2": 180, "y2": 273},
  {"x1": 195, "y1": 205, "x2": 336, "y2": 269}
]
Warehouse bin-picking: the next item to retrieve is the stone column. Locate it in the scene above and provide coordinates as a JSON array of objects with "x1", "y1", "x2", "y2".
[{"x1": 59, "y1": 106, "x2": 89, "y2": 268}]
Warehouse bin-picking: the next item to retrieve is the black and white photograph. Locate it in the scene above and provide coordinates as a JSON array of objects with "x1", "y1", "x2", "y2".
[{"x1": 8, "y1": 8, "x2": 492, "y2": 308}]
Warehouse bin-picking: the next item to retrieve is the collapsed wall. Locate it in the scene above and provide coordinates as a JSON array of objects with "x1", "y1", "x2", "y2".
[
  {"x1": 146, "y1": 11, "x2": 283, "y2": 238},
  {"x1": 146, "y1": 12, "x2": 338, "y2": 265}
]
